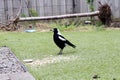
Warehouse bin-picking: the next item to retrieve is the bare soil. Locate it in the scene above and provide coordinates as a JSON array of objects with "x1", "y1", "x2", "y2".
[{"x1": 26, "y1": 55, "x2": 77, "y2": 66}]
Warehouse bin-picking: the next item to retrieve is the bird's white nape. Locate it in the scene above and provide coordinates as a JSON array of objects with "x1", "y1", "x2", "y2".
[
  {"x1": 57, "y1": 29, "x2": 62, "y2": 35},
  {"x1": 57, "y1": 29, "x2": 66, "y2": 41}
]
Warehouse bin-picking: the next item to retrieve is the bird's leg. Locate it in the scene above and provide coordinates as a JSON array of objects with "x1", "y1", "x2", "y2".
[{"x1": 58, "y1": 49, "x2": 63, "y2": 55}]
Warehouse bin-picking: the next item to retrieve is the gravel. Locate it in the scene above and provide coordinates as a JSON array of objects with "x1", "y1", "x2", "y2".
[{"x1": 0, "y1": 47, "x2": 27, "y2": 74}]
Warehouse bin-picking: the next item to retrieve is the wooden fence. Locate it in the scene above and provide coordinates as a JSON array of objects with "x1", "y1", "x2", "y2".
[{"x1": 0, "y1": 0, "x2": 120, "y2": 22}]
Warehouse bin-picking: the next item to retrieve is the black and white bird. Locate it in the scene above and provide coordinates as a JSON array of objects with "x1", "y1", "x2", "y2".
[{"x1": 52, "y1": 28, "x2": 76, "y2": 55}]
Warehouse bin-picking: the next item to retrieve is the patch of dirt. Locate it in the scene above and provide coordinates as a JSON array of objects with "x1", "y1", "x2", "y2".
[
  {"x1": 26, "y1": 55, "x2": 77, "y2": 66},
  {"x1": 110, "y1": 22, "x2": 120, "y2": 28},
  {"x1": 36, "y1": 23, "x2": 51, "y2": 32},
  {"x1": 106, "y1": 27, "x2": 120, "y2": 30}
]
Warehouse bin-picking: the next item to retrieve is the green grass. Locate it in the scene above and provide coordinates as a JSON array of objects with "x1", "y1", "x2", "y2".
[{"x1": 0, "y1": 29, "x2": 120, "y2": 80}]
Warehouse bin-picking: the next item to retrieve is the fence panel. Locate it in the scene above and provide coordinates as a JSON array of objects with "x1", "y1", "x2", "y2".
[
  {"x1": 0, "y1": 0, "x2": 5, "y2": 22},
  {"x1": 0, "y1": 0, "x2": 120, "y2": 22}
]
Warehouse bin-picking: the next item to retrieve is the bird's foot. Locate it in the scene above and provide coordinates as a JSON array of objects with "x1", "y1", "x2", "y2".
[
  {"x1": 58, "y1": 49, "x2": 63, "y2": 55},
  {"x1": 58, "y1": 52, "x2": 62, "y2": 55}
]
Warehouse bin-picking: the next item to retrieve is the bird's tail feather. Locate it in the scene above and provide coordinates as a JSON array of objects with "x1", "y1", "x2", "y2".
[{"x1": 66, "y1": 40, "x2": 76, "y2": 48}]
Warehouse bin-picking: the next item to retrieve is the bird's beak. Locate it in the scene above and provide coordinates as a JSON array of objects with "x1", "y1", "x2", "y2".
[{"x1": 50, "y1": 29, "x2": 53, "y2": 32}]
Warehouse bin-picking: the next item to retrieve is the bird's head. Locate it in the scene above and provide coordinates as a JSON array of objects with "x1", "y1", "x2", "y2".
[
  {"x1": 53, "y1": 28, "x2": 58, "y2": 32},
  {"x1": 50, "y1": 28, "x2": 58, "y2": 33},
  {"x1": 50, "y1": 28, "x2": 61, "y2": 35}
]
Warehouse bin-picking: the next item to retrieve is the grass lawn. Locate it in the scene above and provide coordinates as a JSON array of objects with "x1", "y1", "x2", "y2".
[{"x1": 0, "y1": 29, "x2": 120, "y2": 80}]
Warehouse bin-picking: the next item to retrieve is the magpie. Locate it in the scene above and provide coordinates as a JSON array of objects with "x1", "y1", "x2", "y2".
[{"x1": 52, "y1": 28, "x2": 76, "y2": 55}]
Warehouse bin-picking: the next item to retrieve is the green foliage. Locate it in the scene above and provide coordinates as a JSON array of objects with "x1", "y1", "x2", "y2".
[
  {"x1": 50, "y1": 19, "x2": 82, "y2": 31},
  {"x1": 87, "y1": 0, "x2": 94, "y2": 3},
  {"x1": 95, "y1": 25, "x2": 105, "y2": 31},
  {"x1": 21, "y1": 9, "x2": 38, "y2": 17},
  {"x1": 21, "y1": 14, "x2": 27, "y2": 17},
  {"x1": 29, "y1": 9, "x2": 38, "y2": 17},
  {"x1": 90, "y1": 5, "x2": 94, "y2": 12},
  {"x1": 86, "y1": 0, "x2": 95, "y2": 12},
  {"x1": 96, "y1": 21, "x2": 104, "y2": 27},
  {"x1": 50, "y1": 20, "x2": 75, "y2": 31}
]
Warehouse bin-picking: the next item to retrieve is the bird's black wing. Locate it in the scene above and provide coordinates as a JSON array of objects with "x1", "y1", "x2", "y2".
[
  {"x1": 58, "y1": 34, "x2": 76, "y2": 48},
  {"x1": 65, "y1": 40, "x2": 76, "y2": 48}
]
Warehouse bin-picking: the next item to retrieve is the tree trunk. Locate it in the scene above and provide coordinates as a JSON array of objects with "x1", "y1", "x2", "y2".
[{"x1": 19, "y1": 11, "x2": 99, "y2": 21}]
